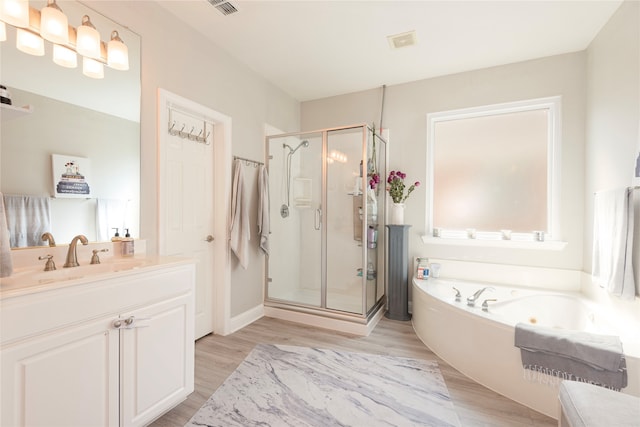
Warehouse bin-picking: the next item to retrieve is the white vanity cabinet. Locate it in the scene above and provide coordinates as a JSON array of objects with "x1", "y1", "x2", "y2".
[{"x1": 0, "y1": 260, "x2": 196, "y2": 427}]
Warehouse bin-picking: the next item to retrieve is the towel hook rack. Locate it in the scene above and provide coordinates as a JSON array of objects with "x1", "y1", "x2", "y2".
[
  {"x1": 233, "y1": 155, "x2": 263, "y2": 167},
  {"x1": 167, "y1": 107, "x2": 212, "y2": 145}
]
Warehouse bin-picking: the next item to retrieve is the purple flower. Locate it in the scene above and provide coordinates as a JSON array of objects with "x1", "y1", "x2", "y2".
[{"x1": 386, "y1": 170, "x2": 420, "y2": 203}]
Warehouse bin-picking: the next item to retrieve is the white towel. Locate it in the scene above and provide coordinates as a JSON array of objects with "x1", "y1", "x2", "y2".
[
  {"x1": 0, "y1": 193, "x2": 13, "y2": 277},
  {"x1": 3, "y1": 194, "x2": 51, "y2": 247},
  {"x1": 96, "y1": 198, "x2": 127, "y2": 242},
  {"x1": 592, "y1": 188, "x2": 636, "y2": 299},
  {"x1": 257, "y1": 165, "x2": 270, "y2": 255},
  {"x1": 230, "y1": 159, "x2": 250, "y2": 269}
]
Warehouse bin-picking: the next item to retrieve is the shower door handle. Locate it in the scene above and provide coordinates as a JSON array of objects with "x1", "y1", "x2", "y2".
[{"x1": 314, "y1": 208, "x2": 321, "y2": 230}]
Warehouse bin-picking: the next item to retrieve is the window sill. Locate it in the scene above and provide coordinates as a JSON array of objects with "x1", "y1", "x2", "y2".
[{"x1": 420, "y1": 235, "x2": 568, "y2": 251}]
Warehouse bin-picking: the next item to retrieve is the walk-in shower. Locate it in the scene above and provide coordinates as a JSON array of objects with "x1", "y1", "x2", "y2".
[{"x1": 265, "y1": 124, "x2": 387, "y2": 331}]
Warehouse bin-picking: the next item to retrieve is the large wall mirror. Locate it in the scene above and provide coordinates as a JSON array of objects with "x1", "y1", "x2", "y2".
[{"x1": 1, "y1": 0, "x2": 141, "y2": 248}]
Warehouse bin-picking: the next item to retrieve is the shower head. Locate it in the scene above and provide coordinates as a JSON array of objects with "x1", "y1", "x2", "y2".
[{"x1": 284, "y1": 140, "x2": 309, "y2": 154}]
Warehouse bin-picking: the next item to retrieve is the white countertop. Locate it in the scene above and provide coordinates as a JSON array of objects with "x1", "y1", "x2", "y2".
[{"x1": 1, "y1": 255, "x2": 195, "y2": 300}]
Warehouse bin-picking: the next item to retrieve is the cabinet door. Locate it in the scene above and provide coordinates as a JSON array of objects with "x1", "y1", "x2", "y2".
[
  {"x1": 120, "y1": 292, "x2": 194, "y2": 427},
  {"x1": 1, "y1": 318, "x2": 119, "y2": 427}
]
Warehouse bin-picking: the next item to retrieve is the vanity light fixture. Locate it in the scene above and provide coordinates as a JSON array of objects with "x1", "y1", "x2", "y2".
[
  {"x1": 53, "y1": 43, "x2": 77, "y2": 68},
  {"x1": 0, "y1": 1, "x2": 129, "y2": 79},
  {"x1": 107, "y1": 30, "x2": 128, "y2": 70},
  {"x1": 76, "y1": 14, "x2": 100, "y2": 59},
  {"x1": 0, "y1": 0, "x2": 29, "y2": 28},
  {"x1": 39, "y1": 0, "x2": 68, "y2": 44},
  {"x1": 82, "y1": 56, "x2": 103, "y2": 79},
  {"x1": 16, "y1": 26, "x2": 43, "y2": 55}
]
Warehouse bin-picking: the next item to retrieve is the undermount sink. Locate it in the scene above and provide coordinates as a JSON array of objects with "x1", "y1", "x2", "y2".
[
  {"x1": 42, "y1": 258, "x2": 147, "y2": 278},
  {"x1": 1, "y1": 258, "x2": 152, "y2": 291}
]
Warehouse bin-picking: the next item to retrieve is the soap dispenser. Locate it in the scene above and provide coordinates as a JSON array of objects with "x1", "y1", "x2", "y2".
[
  {"x1": 121, "y1": 229, "x2": 134, "y2": 257},
  {"x1": 111, "y1": 228, "x2": 122, "y2": 242}
]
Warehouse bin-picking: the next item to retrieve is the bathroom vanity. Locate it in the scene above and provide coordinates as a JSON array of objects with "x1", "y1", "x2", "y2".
[{"x1": 0, "y1": 256, "x2": 196, "y2": 427}]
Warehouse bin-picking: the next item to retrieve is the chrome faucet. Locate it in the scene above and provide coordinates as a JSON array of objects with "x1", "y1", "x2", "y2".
[
  {"x1": 64, "y1": 235, "x2": 88, "y2": 268},
  {"x1": 41, "y1": 232, "x2": 56, "y2": 247},
  {"x1": 482, "y1": 298, "x2": 497, "y2": 311},
  {"x1": 467, "y1": 287, "x2": 494, "y2": 306}
]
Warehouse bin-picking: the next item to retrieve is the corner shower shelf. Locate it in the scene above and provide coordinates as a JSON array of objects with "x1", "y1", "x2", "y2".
[
  {"x1": 294, "y1": 199, "x2": 312, "y2": 208},
  {"x1": 1, "y1": 103, "x2": 33, "y2": 122},
  {"x1": 293, "y1": 178, "x2": 312, "y2": 206}
]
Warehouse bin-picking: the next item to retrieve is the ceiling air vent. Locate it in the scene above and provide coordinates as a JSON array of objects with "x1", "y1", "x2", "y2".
[
  {"x1": 206, "y1": 0, "x2": 238, "y2": 16},
  {"x1": 387, "y1": 31, "x2": 417, "y2": 49}
]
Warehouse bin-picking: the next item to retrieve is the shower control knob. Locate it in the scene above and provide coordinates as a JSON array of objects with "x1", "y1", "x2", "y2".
[{"x1": 205, "y1": 235, "x2": 214, "y2": 242}]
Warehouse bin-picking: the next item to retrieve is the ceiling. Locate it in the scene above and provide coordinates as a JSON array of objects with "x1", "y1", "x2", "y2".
[{"x1": 157, "y1": 0, "x2": 623, "y2": 102}]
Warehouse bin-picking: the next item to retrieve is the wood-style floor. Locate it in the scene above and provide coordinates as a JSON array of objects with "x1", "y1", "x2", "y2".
[{"x1": 151, "y1": 316, "x2": 556, "y2": 427}]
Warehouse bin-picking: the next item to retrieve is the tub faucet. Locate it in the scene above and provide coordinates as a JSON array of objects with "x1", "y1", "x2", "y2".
[
  {"x1": 64, "y1": 235, "x2": 88, "y2": 268},
  {"x1": 482, "y1": 298, "x2": 497, "y2": 312},
  {"x1": 467, "y1": 287, "x2": 494, "y2": 306}
]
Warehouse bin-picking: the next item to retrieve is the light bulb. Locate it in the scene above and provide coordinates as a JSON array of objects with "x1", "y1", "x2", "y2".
[
  {"x1": 40, "y1": 0, "x2": 69, "y2": 44},
  {"x1": 16, "y1": 28, "x2": 44, "y2": 56},
  {"x1": 53, "y1": 44, "x2": 77, "y2": 68},
  {"x1": 82, "y1": 56, "x2": 104, "y2": 79},
  {"x1": 0, "y1": 0, "x2": 29, "y2": 28},
  {"x1": 76, "y1": 15, "x2": 101, "y2": 59},
  {"x1": 107, "y1": 30, "x2": 128, "y2": 70}
]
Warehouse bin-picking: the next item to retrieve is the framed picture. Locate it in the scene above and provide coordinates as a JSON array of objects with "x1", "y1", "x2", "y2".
[{"x1": 52, "y1": 154, "x2": 92, "y2": 198}]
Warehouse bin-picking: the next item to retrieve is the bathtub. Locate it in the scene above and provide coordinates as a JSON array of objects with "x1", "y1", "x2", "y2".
[{"x1": 412, "y1": 278, "x2": 640, "y2": 419}]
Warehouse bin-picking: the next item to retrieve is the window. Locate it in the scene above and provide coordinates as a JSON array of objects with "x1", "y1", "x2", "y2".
[{"x1": 426, "y1": 97, "x2": 561, "y2": 241}]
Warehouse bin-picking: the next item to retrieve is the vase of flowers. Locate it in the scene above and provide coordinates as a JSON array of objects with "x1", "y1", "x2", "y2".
[{"x1": 387, "y1": 170, "x2": 420, "y2": 225}]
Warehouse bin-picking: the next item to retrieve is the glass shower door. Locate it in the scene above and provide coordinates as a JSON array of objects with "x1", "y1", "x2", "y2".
[
  {"x1": 326, "y1": 127, "x2": 368, "y2": 314},
  {"x1": 367, "y1": 130, "x2": 386, "y2": 314},
  {"x1": 266, "y1": 132, "x2": 322, "y2": 307}
]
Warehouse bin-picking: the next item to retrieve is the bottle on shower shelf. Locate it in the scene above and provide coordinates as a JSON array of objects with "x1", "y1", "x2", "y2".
[
  {"x1": 367, "y1": 226, "x2": 377, "y2": 249},
  {"x1": 366, "y1": 262, "x2": 376, "y2": 280}
]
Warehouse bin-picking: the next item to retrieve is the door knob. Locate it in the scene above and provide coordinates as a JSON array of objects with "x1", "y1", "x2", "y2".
[{"x1": 205, "y1": 235, "x2": 214, "y2": 242}]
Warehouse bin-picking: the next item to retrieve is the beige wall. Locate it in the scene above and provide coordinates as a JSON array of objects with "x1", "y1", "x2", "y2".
[
  {"x1": 86, "y1": 1, "x2": 301, "y2": 316},
  {"x1": 584, "y1": 0, "x2": 639, "y2": 294},
  {"x1": 302, "y1": 52, "x2": 587, "y2": 272}
]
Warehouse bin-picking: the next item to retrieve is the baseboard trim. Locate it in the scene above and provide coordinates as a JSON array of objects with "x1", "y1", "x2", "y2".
[
  {"x1": 264, "y1": 305, "x2": 384, "y2": 336},
  {"x1": 228, "y1": 304, "x2": 265, "y2": 335}
]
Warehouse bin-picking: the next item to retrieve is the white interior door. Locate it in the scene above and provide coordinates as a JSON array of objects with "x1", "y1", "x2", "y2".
[{"x1": 159, "y1": 94, "x2": 216, "y2": 340}]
